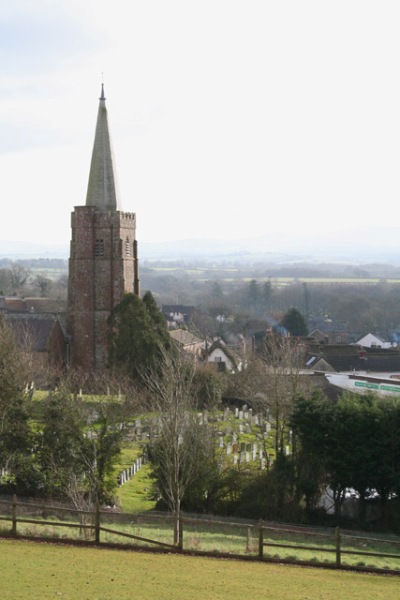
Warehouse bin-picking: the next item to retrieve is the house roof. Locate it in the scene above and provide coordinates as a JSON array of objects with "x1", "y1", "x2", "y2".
[
  {"x1": 0, "y1": 297, "x2": 64, "y2": 314},
  {"x1": 305, "y1": 342, "x2": 400, "y2": 373},
  {"x1": 169, "y1": 329, "x2": 204, "y2": 348},
  {"x1": 5, "y1": 314, "x2": 64, "y2": 352}
]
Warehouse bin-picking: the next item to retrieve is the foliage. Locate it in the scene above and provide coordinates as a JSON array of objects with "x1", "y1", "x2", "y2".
[
  {"x1": 291, "y1": 391, "x2": 400, "y2": 523},
  {"x1": 36, "y1": 387, "x2": 123, "y2": 505},
  {"x1": 0, "y1": 316, "x2": 34, "y2": 495},
  {"x1": 281, "y1": 307, "x2": 308, "y2": 336},
  {"x1": 107, "y1": 291, "x2": 173, "y2": 385}
]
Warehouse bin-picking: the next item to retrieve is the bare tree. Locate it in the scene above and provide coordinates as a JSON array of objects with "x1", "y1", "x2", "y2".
[
  {"x1": 230, "y1": 334, "x2": 312, "y2": 457},
  {"x1": 9, "y1": 262, "x2": 30, "y2": 295},
  {"x1": 145, "y1": 350, "x2": 213, "y2": 543},
  {"x1": 258, "y1": 334, "x2": 311, "y2": 455},
  {"x1": 35, "y1": 274, "x2": 53, "y2": 297},
  {"x1": 0, "y1": 268, "x2": 12, "y2": 295}
]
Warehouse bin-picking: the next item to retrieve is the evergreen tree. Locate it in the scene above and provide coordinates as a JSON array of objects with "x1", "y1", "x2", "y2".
[
  {"x1": 108, "y1": 292, "x2": 172, "y2": 384},
  {"x1": 281, "y1": 307, "x2": 308, "y2": 336}
]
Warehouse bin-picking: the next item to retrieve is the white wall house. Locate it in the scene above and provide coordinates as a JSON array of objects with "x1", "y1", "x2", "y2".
[{"x1": 356, "y1": 333, "x2": 393, "y2": 349}]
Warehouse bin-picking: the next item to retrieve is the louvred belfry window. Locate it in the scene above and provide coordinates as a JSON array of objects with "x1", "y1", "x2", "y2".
[{"x1": 95, "y1": 239, "x2": 104, "y2": 256}]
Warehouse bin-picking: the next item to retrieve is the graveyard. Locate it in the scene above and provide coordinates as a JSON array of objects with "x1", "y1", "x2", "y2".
[{"x1": 115, "y1": 403, "x2": 281, "y2": 514}]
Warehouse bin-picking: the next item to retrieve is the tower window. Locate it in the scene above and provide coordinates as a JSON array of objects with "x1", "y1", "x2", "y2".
[
  {"x1": 125, "y1": 237, "x2": 131, "y2": 256},
  {"x1": 95, "y1": 239, "x2": 105, "y2": 256}
]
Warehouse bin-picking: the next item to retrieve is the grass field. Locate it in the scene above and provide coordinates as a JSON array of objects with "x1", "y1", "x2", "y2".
[{"x1": 1, "y1": 539, "x2": 399, "y2": 600}]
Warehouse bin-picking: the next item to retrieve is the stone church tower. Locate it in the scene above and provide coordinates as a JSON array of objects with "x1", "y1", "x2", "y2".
[{"x1": 67, "y1": 85, "x2": 139, "y2": 372}]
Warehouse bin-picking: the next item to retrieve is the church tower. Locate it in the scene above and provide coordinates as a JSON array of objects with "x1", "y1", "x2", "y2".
[{"x1": 67, "y1": 85, "x2": 140, "y2": 372}]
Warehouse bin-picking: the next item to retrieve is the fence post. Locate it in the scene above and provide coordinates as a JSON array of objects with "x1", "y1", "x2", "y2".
[
  {"x1": 335, "y1": 526, "x2": 341, "y2": 568},
  {"x1": 258, "y1": 519, "x2": 264, "y2": 558},
  {"x1": 94, "y1": 502, "x2": 100, "y2": 545},
  {"x1": 178, "y1": 512, "x2": 183, "y2": 552},
  {"x1": 11, "y1": 494, "x2": 17, "y2": 538}
]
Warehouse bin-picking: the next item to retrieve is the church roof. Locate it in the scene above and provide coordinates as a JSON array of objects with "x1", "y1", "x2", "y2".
[{"x1": 85, "y1": 84, "x2": 121, "y2": 211}]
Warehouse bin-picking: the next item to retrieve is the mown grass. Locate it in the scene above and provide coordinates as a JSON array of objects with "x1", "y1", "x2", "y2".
[
  {"x1": 0, "y1": 539, "x2": 398, "y2": 600},
  {"x1": 116, "y1": 463, "x2": 156, "y2": 513}
]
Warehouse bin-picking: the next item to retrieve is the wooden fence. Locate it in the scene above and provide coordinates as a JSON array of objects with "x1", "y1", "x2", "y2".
[
  {"x1": 1, "y1": 496, "x2": 400, "y2": 574},
  {"x1": 257, "y1": 520, "x2": 400, "y2": 570}
]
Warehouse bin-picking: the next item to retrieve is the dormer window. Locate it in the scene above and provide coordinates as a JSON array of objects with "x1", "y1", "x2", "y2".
[{"x1": 95, "y1": 239, "x2": 104, "y2": 256}]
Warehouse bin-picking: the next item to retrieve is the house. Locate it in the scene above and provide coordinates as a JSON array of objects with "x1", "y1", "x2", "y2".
[
  {"x1": 169, "y1": 329, "x2": 205, "y2": 357},
  {"x1": 4, "y1": 313, "x2": 66, "y2": 380},
  {"x1": 162, "y1": 305, "x2": 196, "y2": 329},
  {"x1": 356, "y1": 333, "x2": 393, "y2": 349},
  {"x1": 204, "y1": 339, "x2": 243, "y2": 373},
  {"x1": 308, "y1": 317, "x2": 350, "y2": 344},
  {"x1": 305, "y1": 343, "x2": 366, "y2": 372}
]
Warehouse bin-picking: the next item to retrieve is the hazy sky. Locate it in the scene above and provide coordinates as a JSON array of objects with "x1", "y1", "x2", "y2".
[{"x1": 1, "y1": 1, "x2": 400, "y2": 249}]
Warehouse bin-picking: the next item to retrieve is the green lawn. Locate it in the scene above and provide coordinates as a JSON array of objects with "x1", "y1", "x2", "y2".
[{"x1": 0, "y1": 539, "x2": 398, "y2": 600}]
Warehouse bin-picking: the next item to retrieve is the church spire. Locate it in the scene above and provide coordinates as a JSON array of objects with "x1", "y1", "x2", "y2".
[{"x1": 85, "y1": 85, "x2": 121, "y2": 211}]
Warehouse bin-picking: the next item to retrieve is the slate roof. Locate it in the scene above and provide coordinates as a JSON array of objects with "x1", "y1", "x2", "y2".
[
  {"x1": 305, "y1": 342, "x2": 400, "y2": 373},
  {"x1": 5, "y1": 313, "x2": 63, "y2": 352},
  {"x1": 0, "y1": 296, "x2": 64, "y2": 314},
  {"x1": 169, "y1": 329, "x2": 204, "y2": 348}
]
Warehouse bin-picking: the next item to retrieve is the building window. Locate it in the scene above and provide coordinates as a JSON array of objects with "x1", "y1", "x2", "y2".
[
  {"x1": 125, "y1": 237, "x2": 131, "y2": 256},
  {"x1": 95, "y1": 239, "x2": 104, "y2": 256}
]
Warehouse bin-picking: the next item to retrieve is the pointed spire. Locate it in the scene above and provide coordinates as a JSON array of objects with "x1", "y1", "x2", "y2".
[{"x1": 85, "y1": 85, "x2": 121, "y2": 211}]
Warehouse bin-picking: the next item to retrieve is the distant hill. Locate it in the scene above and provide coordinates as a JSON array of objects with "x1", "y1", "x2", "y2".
[
  {"x1": 1, "y1": 226, "x2": 400, "y2": 264},
  {"x1": 0, "y1": 240, "x2": 69, "y2": 260}
]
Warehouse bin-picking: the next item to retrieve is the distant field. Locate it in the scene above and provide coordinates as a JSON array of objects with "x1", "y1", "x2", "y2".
[
  {"x1": 145, "y1": 267, "x2": 400, "y2": 286},
  {"x1": 0, "y1": 539, "x2": 398, "y2": 600}
]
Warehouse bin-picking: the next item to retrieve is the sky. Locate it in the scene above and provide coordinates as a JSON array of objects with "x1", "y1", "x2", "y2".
[{"x1": 1, "y1": 1, "x2": 400, "y2": 251}]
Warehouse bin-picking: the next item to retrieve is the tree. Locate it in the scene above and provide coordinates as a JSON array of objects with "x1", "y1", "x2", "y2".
[
  {"x1": 248, "y1": 279, "x2": 260, "y2": 315},
  {"x1": 9, "y1": 262, "x2": 29, "y2": 295},
  {"x1": 281, "y1": 307, "x2": 308, "y2": 337},
  {"x1": 146, "y1": 351, "x2": 215, "y2": 542},
  {"x1": 258, "y1": 334, "x2": 310, "y2": 455},
  {"x1": 38, "y1": 385, "x2": 123, "y2": 507},
  {"x1": 0, "y1": 316, "x2": 34, "y2": 494},
  {"x1": 35, "y1": 274, "x2": 53, "y2": 297},
  {"x1": 0, "y1": 268, "x2": 12, "y2": 295},
  {"x1": 142, "y1": 290, "x2": 172, "y2": 351},
  {"x1": 38, "y1": 390, "x2": 88, "y2": 499},
  {"x1": 291, "y1": 392, "x2": 400, "y2": 523},
  {"x1": 108, "y1": 292, "x2": 172, "y2": 384}
]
